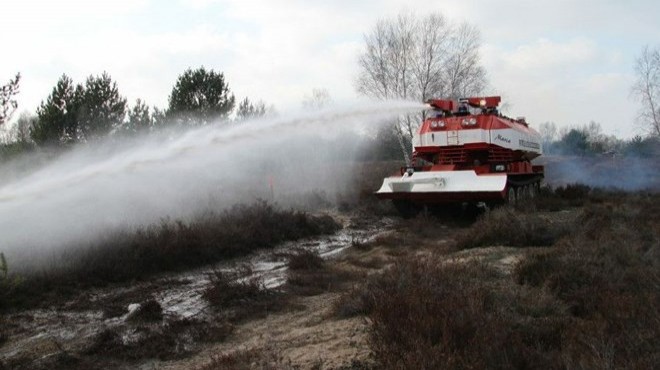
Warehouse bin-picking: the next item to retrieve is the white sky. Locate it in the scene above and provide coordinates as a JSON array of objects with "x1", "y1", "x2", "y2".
[{"x1": 2, "y1": 0, "x2": 659, "y2": 138}]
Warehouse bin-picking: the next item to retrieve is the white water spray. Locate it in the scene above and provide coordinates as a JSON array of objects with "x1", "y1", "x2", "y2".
[{"x1": 0, "y1": 101, "x2": 425, "y2": 270}]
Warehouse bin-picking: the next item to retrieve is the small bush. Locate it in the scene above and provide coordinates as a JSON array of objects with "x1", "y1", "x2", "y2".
[
  {"x1": 202, "y1": 270, "x2": 287, "y2": 321},
  {"x1": 287, "y1": 249, "x2": 325, "y2": 271},
  {"x1": 333, "y1": 284, "x2": 376, "y2": 318},
  {"x1": 203, "y1": 270, "x2": 264, "y2": 309},
  {"x1": 554, "y1": 183, "x2": 591, "y2": 200},
  {"x1": 455, "y1": 206, "x2": 571, "y2": 249},
  {"x1": 366, "y1": 259, "x2": 566, "y2": 369},
  {"x1": 514, "y1": 196, "x2": 660, "y2": 368},
  {"x1": 533, "y1": 183, "x2": 595, "y2": 211},
  {"x1": 286, "y1": 250, "x2": 356, "y2": 296}
]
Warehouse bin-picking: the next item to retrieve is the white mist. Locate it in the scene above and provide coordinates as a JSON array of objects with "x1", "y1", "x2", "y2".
[{"x1": 0, "y1": 101, "x2": 425, "y2": 271}]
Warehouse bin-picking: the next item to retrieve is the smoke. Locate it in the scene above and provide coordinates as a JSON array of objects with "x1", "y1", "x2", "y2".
[
  {"x1": 540, "y1": 156, "x2": 660, "y2": 190},
  {"x1": 0, "y1": 101, "x2": 426, "y2": 270}
]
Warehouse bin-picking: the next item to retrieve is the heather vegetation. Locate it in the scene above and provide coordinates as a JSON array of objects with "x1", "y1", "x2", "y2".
[
  {"x1": 0, "y1": 201, "x2": 340, "y2": 311},
  {"x1": 334, "y1": 188, "x2": 659, "y2": 369}
]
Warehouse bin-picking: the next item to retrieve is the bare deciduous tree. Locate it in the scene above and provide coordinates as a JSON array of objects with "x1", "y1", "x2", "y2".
[
  {"x1": 356, "y1": 12, "x2": 487, "y2": 160},
  {"x1": 13, "y1": 112, "x2": 37, "y2": 143},
  {"x1": 538, "y1": 121, "x2": 558, "y2": 151},
  {"x1": 0, "y1": 73, "x2": 21, "y2": 126},
  {"x1": 357, "y1": 12, "x2": 487, "y2": 102},
  {"x1": 632, "y1": 46, "x2": 660, "y2": 137},
  {"x1": 302, "y1": 88, "x2": 332, "y2": 110}
]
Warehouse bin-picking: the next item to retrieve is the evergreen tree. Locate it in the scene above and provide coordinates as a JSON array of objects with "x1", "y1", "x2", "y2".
[
  {"x1": 123, "y1": 99, "x2": 152, "y2": 133},
  {"x1": 32, "y1": 74, "x2": 79, "y2": 145},
  {"x1": 77, "y1": 72, "x2": 127, "y2": 140},
  {"x1": 167, "y1": 66, "x2": 235, "y2": 125},
  {"x1": 151, "y1": 106, "x2": 167, "y2": 128},
  {"x1": 236, "y1": 97, "x2": 267, "y2": 121}
]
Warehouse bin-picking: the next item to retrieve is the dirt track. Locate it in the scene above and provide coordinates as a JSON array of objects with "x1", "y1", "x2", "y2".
[{"x1": 0, "y1": 214, "x2": 393, "y2": 369}]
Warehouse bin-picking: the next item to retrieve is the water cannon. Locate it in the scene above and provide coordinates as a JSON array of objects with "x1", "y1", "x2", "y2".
[
  {"x1": 426, "y1": 99, "x2": 456, "y2": 112},
  {"x1": 459, "y1": 96, "x2": 501, "y2": 109}
]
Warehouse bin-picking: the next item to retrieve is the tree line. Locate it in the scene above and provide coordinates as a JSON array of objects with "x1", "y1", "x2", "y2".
[
  {"x1": 1, "y1": 11, "x2": 659, "y2": 161},
  {"x1": 538, "y1": 121, "x2": 659, "y2": 157},
  {"x1": 0, "y1": 66, "x2": 270, "y2": 151}
]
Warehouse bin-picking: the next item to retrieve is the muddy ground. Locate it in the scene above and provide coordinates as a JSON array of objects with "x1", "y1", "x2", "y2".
[{"x1": 0, "y1": 207, "x2": 579, "y2": 370}]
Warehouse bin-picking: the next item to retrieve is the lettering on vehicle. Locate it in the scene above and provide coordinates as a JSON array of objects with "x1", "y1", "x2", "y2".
[
  {"x1": 494, "y1": 134, "x2": 511, "y2": 144},
  {"x1": 519, "y1": 139, "x2": 540, "y2": 150}
]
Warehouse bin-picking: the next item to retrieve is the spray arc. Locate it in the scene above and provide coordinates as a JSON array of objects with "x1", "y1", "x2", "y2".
[{"x1": 376, "y1": 96, "x2": 544, "y2": 216}]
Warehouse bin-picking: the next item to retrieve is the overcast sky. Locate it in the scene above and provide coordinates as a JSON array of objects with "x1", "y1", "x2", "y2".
[{"x1": 2, "y1": 0, "x2": 659, "y2": 138}]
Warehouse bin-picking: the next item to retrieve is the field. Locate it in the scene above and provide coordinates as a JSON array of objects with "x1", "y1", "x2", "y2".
[{"x1": 0, "y1": 161, "x2": 658, "y2": 370}]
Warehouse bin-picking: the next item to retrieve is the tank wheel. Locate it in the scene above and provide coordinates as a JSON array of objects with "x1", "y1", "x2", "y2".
[
  {"x1": 507, "y1": 187, "x2": 517, "y2": 205},
  {"x1": 516, "y1": 186, "x2": 525, "y2": 202},
  {"x1": 529, "y1": 183, "x2": 537, "y2": 199},
  {"x1": 392, "y1": 200, "x2": 421, "y2": 219},
  {"x1": 525, "y1": 184, "x2": 533, "y2": 201}
]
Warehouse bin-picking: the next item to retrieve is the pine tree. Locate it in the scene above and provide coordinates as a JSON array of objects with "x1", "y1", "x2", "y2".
[
  {"x1": 167, "y1": 66, "x2": 235, "y2": 125},
  {"x1": 236, "y1": 97, "x2": 267, "y2": 121},
  {"x1": 77, "y1": 72, "x2": 127, "y2": 140},
  {"x1": 124, "y1": 99, "x2": 152, "y2": 133},
  {"x1": 32, "y1": 74, "x2": 78, "y2": 145}
]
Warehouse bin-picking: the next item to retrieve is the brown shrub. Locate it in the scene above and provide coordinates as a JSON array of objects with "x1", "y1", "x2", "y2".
[
  {"x1": 285, "y1": 249, "x2": 357, "y2": 296},
  {"x1": 287, "y1": 249, "x2": 325, "y2": 271},
  {"x1": 286, "y1": 267, "x2": 355, "y2": 297},
  {"x1": 455, "y1": 206, "x2": 571, "y2": 249},
  {"x1": 203, "y1": 270, "x2": 287, "y2": 321},
  {"x1": 554, "y1": 183, "x2": 591, "y2": 200},
  {"x1": 515, "y1": 196, "x2": 660, "y2": 368},
  {"x1": 533, "y1": 183, "x2": 595, "y2": 211},
  {"x1": 203, "y1": 270, "x2": 264, "y2": 308},
  {"x1": 366, "y1": 258, "x2": 567, "y2": 369},
  {"x1": 333, "y1": 284, "x2": 377, "y2": 318}
]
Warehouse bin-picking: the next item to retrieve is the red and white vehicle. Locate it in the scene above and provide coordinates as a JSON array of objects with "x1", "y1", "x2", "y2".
[{"x1": 376, "y1": 96, "x2": 544, "y2": 215}]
